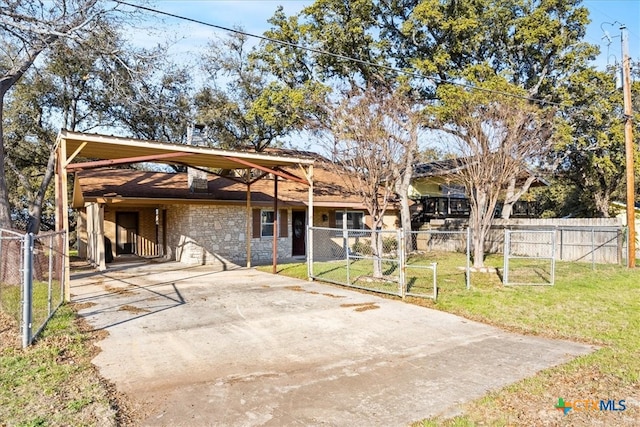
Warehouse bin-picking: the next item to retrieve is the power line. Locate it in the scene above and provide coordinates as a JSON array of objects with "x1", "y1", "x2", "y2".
[{"x1": 115, "y1": 0, "x2": 567, "y2": 107}]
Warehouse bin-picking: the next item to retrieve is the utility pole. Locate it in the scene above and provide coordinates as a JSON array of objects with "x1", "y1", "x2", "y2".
[{"x1": 621, "y1": 25, "x2": 636, "y2": 267}]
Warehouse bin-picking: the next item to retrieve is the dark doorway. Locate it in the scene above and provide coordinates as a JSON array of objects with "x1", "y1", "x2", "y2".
[
  {"x1": 292, "y1": 211, "x2": 306, "y2": 256},
  {"x1": 116, "y1": 212, "x2": 138, "y2": 255}
]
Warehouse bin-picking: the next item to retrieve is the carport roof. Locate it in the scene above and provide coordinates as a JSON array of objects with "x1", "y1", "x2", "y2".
[{"x1": 56, "y1": 129, "x2": 315, "y2": 171}]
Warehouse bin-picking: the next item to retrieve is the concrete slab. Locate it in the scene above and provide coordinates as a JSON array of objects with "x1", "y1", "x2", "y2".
[{"x1": 72, "y1": 262, "x2": 595, "y2": 426}]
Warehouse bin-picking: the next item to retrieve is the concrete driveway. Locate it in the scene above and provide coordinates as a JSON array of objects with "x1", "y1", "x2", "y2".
[{"x1": 72, "y1": 260, "x2": 594, "y2": 426}]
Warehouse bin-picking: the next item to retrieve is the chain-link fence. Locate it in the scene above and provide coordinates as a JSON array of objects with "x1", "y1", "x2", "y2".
[
  {"x1": 310, "y1": 227, "x2": 405, "y2": 296},
  {"x1": 407, "y1": 229, "x2": 471, "y2": 297},
  {"x1": 0, "y1": 229, "x2": 66, "y2": 348},
  {"x1": 309, "y1": 227, "x2": 471, "y2": 299},
  {"x1": 503, "y1": 229, "x2": 556, "y2": 286}
]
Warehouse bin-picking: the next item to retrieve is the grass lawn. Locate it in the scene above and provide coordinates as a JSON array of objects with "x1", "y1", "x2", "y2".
[
  {"x1": 1, "y1": 254, "x2": 637, "y2": 425},
  {"x1": 261, "y1": 255, "x2": 640, "y2": 425},
  {"x1": 0, "y1": 304, "x2": 125, "y2": 426}
]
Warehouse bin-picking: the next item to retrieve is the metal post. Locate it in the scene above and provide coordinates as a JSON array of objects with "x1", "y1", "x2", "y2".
[
  {"x1": 503, "y1": 230, "x2": 509, "y2": 285},
  {"x1": 399, "y1": 228, "x2": 405, "y2": 299},
  {"x1": 48, "y1": 234, "x2": 54, "y2": 316},
  {"x1": 432, "y1": 262, "x2": 438, "y2": 300},
  {"x1": 550, "y1": 230, "x2": 556, "y2": 286},
  {"x1": 22, "y1": 233, "x2": 34, "y2": 348},
  {"x1": 591, "y1": 228, "x2": 596, "y2": 270},
  {"x1": 466, "y1": 227, "x2": 471, "y2": 290}
]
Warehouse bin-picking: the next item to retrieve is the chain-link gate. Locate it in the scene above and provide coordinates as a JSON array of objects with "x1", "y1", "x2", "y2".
[
  {"x1": 503, "y1": 229, "x2": 555, "y2": 286},
  {"x1": 0, "y1": 229, "x2": 66, "y2": 347},
  {"x1": 309, "y1": 227, "x2": 471, "y2": 299},
  {"x1": 310, "y1": 227, "x2": 405, "y2": 296}
]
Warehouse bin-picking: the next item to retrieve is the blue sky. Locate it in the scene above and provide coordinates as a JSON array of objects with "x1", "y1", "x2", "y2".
[{"x1": 142, "y1": 0, "x2": 639, "y2": 69}]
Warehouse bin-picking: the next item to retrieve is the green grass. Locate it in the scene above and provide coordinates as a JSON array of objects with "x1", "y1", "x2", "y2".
[
  {"x1": 264, "y1": 255, "x2": 640, "y2": 425},
  {"x1": 0, "y1": 304, "x2": 118, "y2": 426},
  {"x1": 1, "y1": 279, "x2": 63, "y2": 339}
]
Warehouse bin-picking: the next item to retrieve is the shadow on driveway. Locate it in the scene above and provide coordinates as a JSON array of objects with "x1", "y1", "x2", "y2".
[{"x1": 72, "y1": 262, "x2": 595, "y2": 426}]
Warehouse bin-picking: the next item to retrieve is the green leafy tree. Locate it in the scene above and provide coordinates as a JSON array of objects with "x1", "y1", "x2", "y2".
[
  {"x1": 195, "y1": 30, "x2": 327, "y2": 152},
  {"x1": 0, "y1": 0, "x2": 128, "y2": 229}
]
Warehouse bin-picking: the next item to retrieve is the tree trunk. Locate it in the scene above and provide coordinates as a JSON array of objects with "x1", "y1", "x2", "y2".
[
  {"x1": 370, "y1": 219, "x2": 383, "y2": 278},
  {"x1": 0, "y1": 96, "x2": 13, "y2": 229},
  {"x1": 27, "y1": 149, "x2": 57, "y2": 234}
]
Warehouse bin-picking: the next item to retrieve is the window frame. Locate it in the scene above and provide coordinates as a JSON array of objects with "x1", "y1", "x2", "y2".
[
  {"x1": 261, "y1": 210, "x2": 276, "y2": 237},
  {"x1": 335, "y1": 210, "x2": 365, "y2": 231}
]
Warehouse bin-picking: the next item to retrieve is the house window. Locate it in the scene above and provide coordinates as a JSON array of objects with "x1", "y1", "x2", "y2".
[
  {"x1": 335, "y1": 211, "x2": 364, "y2": 230},
  {"x1": 261, "y1": 210, "x2": 275, "y2": 237}
]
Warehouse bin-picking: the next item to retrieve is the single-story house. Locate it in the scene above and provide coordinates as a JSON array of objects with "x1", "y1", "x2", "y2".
[{"x1": 73, "y1": 160, "x2": 400, "y2": 268}]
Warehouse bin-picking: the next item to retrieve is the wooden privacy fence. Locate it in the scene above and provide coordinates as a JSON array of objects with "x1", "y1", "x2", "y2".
[{"x1": 420, "y1": 218, "x2": 627, "y2": 264}]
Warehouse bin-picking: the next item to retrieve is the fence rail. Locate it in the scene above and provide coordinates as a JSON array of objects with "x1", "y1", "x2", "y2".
[
  {"x1": 309, "y1": 227, "x2": 471, "y2": 299},
  {"x1": 0, "y1": 229, "x2": 66, "y2": 347}
]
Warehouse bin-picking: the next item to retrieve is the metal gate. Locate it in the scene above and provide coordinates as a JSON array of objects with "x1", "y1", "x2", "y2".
[
  {"x1": 503, "y1": 229, "x2": 555, "y2": 286},
  {"x1": 309, "y1": 227, "x2": 471, "y2": 299}
]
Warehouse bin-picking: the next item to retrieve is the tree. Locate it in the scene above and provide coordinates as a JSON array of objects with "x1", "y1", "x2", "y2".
[
  {"x1": 552, "y1": 67, "x2": 639, "y2": 217},
  {"x1": 1, "y1": 4, "x2": 192, "y2": 231},
  {"x1": 266, "y1": 0, "x2": 594, "y2": 267},
  {"x1": 195, "y1": 30, "x2": 326, "y2": 152},
  {"x1": 323, "y1": 86, "x2": 423, "y2": 275},
  {"x1": 429, "y1": 75, "x2": 554, "y2": 268},
  {"x1": 0, "y1": 0, "x2": 126, "y2": 229}
]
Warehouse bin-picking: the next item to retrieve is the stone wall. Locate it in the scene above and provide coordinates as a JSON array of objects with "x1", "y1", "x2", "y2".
[{"x1": 164, "y1": 204, "x2": 293, "y2": 267}]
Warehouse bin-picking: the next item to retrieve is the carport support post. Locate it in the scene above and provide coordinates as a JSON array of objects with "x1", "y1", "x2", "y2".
[
  {"x1": 306, "y1": 165, "x2": 314, "y2": 280},
  {"x1": 272, "y1": 175, "x2": 278, "y2": 274},
  {"x1": 246, "y1": 178, "x2": 252, "y2": 268}
]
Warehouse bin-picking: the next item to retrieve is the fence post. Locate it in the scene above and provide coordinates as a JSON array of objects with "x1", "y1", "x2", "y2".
[
  {"x1": 466, "y1": 227, "x2": 471, "y2": 290},
  {"x1": 22, "y1": 233, "x2": 34, "y2": 348},
  {"x1": 591, "y1": 229, "x2": 596, "y2": 270},
  {"x1": 399, "y1": 228, "x2": 405, "y2": 299},
  {"x1": 48, "y1": 234, "x2": 54, "y2": 316},
  {"x1": 503, "y1": 229, "x2": 509, "y2": 285}
]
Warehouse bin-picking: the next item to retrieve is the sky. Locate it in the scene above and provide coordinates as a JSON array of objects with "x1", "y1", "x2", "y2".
[{"x1": 135, "y1": 0, "x2": 639, "y2": 70}]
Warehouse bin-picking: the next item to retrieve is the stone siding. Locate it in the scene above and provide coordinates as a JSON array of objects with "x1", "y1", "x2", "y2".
[{"x1": 164, "y1": 204, "x2": 292, "y2": 266}]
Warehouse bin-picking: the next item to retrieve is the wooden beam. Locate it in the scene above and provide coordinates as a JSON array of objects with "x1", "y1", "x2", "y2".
[
  {"x1": 223, "y1": 156, "x2": 309, "y2": 185},
  {"x1": 64, "y1": 142, "x2": 87, "y2": 167},
  {"x1": 66, "y1": 152, "x2": 197, "y2": 170}
]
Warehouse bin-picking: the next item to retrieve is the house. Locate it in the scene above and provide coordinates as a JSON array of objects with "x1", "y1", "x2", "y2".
[
  {"x1": 72, "y1": 154, "x2": 400, "y2": 269},
  {"x1": 409, "y1": 159, "x2": 547, "y2": 225}
]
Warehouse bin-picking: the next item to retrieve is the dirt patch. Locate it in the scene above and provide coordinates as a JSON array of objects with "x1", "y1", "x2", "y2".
[
  {"x1": 340, "y1": 302, "x2": 380, "y2": 312},
  {"x1": 104, "y1": 285, "x2": 135, "y2": 296},
  {"x1": 322, "y1": 293, "x2": 346, "y2": 299},
  {"x1": 284, "y1": 286, "x2": 347, "y2": 299},
  {"x1": 118, "y1": 305, "x2": 150, "y2": 314}
]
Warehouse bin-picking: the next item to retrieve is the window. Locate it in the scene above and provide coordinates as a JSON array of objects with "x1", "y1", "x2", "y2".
[
  {"x1": 261, "y1": 210, "x2": 275, "y2": 237},
  {"x1": 335, "y1": 211, "x2": 364, "y2": 230}
]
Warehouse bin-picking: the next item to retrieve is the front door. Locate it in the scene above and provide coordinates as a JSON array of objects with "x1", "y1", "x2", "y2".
[
  {"x1": 292, "y1": 211, "x2": 306, "y2": 256},
  {"x1": 116, "y1": 212, "x2": 138, "y2": 255}
]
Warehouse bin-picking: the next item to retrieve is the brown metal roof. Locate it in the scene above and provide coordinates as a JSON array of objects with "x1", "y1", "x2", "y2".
[
  {"x1": 73, "y1": 165, "x2": 367, "y2": 209},
  {"x1": 57, "y1": 130, "x2": 314, "y2": 171}
]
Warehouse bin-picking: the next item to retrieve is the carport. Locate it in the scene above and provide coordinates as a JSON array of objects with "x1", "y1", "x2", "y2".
[{"x1": 54, "y1": 130, "x2": 315, "y2": 300}]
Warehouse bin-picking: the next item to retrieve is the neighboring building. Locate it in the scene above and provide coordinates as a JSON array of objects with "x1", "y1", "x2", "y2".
[
  {"x1": 409, "y1": 159, "x2": 546, "y2": 226},
  {"x1": 73, "y1": 160, "x2": 400, "y2": 268}
]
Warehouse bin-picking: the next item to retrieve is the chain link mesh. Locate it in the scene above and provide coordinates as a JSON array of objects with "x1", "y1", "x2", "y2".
[{"x1": 0, "y1": 229, "x2": 66, "y2": 348}]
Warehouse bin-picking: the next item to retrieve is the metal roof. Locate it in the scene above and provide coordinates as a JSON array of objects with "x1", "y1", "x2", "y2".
[{"x1": 56, "y1": 130, "x2": 314, "y2": 171}]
